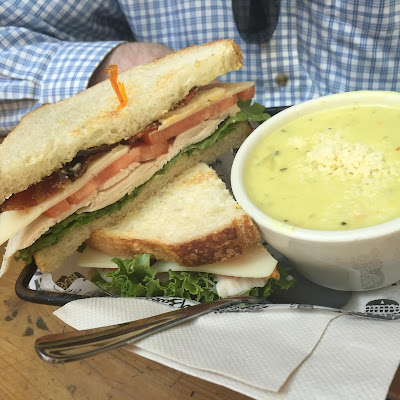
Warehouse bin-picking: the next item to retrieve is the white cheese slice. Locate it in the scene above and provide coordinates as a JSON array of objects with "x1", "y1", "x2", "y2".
[
  {"x1": 158, "y1": 87, "x2": 227, "y2": 129},
  {"x1": 158, "y1": 82, "x2": 253, "y2": 130},
  {"x1": 0, "y1": 145, "x2": 129, "y2": 246},
  {"x1": 77, "y1": 242, "x2": 278, "y2": 278}
]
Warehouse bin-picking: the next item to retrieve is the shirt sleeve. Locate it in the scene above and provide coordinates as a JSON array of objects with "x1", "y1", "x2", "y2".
[{"x1": 0, "y1": 27, "x2": 124, "y2": 135}]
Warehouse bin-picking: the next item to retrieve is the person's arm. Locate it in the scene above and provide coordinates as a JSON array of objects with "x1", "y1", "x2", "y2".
[{"x1": 88, "y1": 42, "x2": 174, "y2": 86}]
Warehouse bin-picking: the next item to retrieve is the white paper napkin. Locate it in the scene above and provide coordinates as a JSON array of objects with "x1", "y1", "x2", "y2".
[
  {"x1": 52, "y1": 295, "x2": 400, "y2": 399},
  {"x1": 131, "y1": 315, "x2": 400, "y2": 400}
]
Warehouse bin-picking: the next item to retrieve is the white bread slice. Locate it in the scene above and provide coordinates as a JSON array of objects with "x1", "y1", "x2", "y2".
[
  {"x1": 87, "y1": 163, "x2": 260, "y2": 266},
  {"x1": 0, "y1": 39, "x2": 242, "y2": 202},
  {"x1": 33, "y1": 121, "x2": 252, "y2": 272}
]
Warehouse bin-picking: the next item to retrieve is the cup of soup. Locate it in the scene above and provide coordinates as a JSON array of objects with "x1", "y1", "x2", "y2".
[{"x1": 231, "y1": 91, "x2": 400, "y2": 291}]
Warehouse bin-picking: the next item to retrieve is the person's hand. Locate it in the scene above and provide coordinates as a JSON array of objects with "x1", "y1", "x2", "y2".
[{"x1": 88, "y1": 42, "x2": 174, "y2": 87}]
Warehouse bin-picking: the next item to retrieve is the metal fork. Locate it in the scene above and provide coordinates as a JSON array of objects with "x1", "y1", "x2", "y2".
[{"x1": 35, "y1": 296, "x2": 400, "y2": 364}]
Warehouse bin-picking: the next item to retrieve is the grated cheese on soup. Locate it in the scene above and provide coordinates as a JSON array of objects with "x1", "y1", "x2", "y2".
[
  {"x1": 244, "y1": 104, "x2": 400, "y2": 230},
  {"x1": 296, "y1": 132, "x2": 397, "y2": 180}
]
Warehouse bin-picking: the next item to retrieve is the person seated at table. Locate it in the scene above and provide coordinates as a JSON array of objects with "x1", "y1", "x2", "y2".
[{"x1": 1, "y1": 0, "x2": 399, "y2": 135}]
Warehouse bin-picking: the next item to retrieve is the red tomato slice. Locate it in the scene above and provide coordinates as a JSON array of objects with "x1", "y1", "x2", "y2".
[
  {"x1": 130, "y1": 140, "x2": 169, "y2": 162},
  {"x1": 44, "y1": 199, "x2": 71, "y2": 218},
  {"x1": 236, "y1": 85, "x2": 255, "y2": 100},
  {"x1": 142, "y1": 86, "x2": 255, "y2": 145},
  {"x1": 54, "y1": 140, "x2": 169, "y2": 212},
  {"x1": 142, "y1": 95, "x2": 237, "y2": 145},
  {"x1": 94, "y1": 140, "x2": 169, "y2": 185},
  {"x1": 93, "y1": 162, "x2": 121, "y2": 187},
  {"x1": 67, "y1": 179, "x2": 99, "y2": 205}
]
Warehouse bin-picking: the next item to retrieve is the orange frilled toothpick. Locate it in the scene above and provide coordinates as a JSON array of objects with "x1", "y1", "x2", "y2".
[{"x1": 104, "y1": 65, "x2": 128, "y2": 110}]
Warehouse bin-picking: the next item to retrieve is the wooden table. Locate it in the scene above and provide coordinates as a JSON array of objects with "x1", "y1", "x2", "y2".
[
  {"x1": 1, "y1": 260, "x2": 254, "y2": 400},
  {"x1": 0, "y1": 259, "x2": 399, "y2": 400}
]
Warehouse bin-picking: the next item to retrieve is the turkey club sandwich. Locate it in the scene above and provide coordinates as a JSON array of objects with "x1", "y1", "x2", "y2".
[{"x1": 0, "y1": 39, "x2": 269, "y2": 276}]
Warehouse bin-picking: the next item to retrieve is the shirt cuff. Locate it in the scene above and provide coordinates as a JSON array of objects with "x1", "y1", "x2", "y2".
[{"x1": 40, "y1": 41, "x2": 124, "y2": 104}]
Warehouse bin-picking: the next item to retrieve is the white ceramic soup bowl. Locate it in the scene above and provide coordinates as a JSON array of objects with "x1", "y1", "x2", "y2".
[{"x1": 231, "y1": 91, "x2": 400, "y2": 291}]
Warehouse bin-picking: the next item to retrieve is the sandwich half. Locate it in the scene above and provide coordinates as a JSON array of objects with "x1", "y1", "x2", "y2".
[
  {"x1": 78, "y1": 163, "x2": 293, "y2": 301},
  {"x1": 0, "y1": 39, "x2": 269, "y2": 276}
]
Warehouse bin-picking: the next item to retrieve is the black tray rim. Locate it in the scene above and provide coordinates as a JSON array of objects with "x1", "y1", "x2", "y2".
[{"x1": 15, "y1": 261, "x2": 109, "y2": 306}]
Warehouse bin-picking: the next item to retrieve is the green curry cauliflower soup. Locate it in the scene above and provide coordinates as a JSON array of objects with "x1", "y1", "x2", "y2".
[{"x1": 244, "y1": 104, "x2": 400, "y2": 230}]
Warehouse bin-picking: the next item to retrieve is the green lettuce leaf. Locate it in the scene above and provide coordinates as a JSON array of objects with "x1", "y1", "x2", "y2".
[
  {"x1": 235, "y1": 99, "x2": 271, "y2": 122},
  {"x1": 246, "y1": 264, "x2": 295, "y2": 298},
  {"x1": 19, "y1": 100, "x2": 270, "y2": 264},
  {"x1": 92, "y1": 255, "x2": 295, "y2": 303},
  {"x1": 92, "y1": 254, "x2": 220, "y2": 302}
]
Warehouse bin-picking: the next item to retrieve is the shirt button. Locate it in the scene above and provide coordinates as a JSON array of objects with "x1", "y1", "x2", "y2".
[{"x1": 275, "y1": 73, "x2": 289, "y2": 86}]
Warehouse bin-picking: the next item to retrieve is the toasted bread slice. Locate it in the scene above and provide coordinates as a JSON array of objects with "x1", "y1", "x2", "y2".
[
  {"x1": 87, "y1": 162, "x2": 260, "y2": 266},
  {"x1": 33, "y1": 121, "x2": 254, "y2": 272},
  {"x1": 0, "y1": 39, "x2": 242, "y2": 202}
]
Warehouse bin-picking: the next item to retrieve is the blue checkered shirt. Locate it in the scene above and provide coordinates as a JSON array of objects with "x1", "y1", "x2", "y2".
[{"x1": 1, "y1": 0, "x2": 400, "y2": 134}]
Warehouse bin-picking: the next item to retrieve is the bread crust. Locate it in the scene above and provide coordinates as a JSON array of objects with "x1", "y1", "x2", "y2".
[
  {"x1": 88, "y1": 214, "x2": 259, "y2": 266},
  {"x1": 149, "y1": 39, "x2": 243, "y2": 70},
  {"x1": 33, "y1": 121, "x2": 252, "y2": 272},
  {"x1": 0, "y1": 39, "x2": 243, "y2": 202}
]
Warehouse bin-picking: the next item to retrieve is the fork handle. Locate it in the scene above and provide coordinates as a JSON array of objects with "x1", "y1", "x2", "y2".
[{"x1": 35, "y1": 297, "x2": 250, "y2": 364}]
